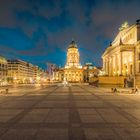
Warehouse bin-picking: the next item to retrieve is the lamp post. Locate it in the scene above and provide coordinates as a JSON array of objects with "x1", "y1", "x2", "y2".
[{"x1": 86, "y1": 66, "x2": 89, "y2": 83}]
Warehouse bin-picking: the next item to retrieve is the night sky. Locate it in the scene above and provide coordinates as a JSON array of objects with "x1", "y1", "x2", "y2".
[{"x1": 0, "y1": 0, "x2": 140, "y2": 69}]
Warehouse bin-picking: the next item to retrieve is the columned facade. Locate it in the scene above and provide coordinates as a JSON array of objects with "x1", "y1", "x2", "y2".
[
  {"x1": 102, "y1": 21, "x2": 140, "y2": 87},
  {"x1": 103, "y1": 45, "x2": 135, "y2": 76}
]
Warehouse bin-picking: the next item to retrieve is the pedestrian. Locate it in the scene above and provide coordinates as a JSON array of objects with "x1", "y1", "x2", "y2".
[
  {"x1": 5, "y1": 88, "x2": 8, "y2": 94},
  {"x1": 135, "y1": 87, "x2": 138, "y2": 93},
  {"x1": 111, "y1": 88, "x2": 114, "y2": 92},
  {"x1": 131, "y1": 87, "x2": 138, "y2": 94},
  {"x1": 114, "y1": 88, "x2": 117, "y2": 93}
]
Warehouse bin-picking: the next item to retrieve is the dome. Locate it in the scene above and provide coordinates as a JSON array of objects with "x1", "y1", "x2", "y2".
[{"x1": 68, "y1": 40, "x2": 77, "y2": 49}]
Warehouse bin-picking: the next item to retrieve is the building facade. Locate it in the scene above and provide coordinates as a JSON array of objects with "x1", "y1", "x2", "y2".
[
  {"x1": 83, "y1": 63, "x2": 99, "y2": 82},
  {"x1": 7, "y1": 59, "x2": 46, "y2": 84},
  {"x1": 0, "y1": 56, "x2": 7, "y2": 85},
  {"x1": 102, "y1": 20, "x2": 140, "y2": 86},
  {"x1": 8, "y1": 59, "x2": 33, "y2": 83}
]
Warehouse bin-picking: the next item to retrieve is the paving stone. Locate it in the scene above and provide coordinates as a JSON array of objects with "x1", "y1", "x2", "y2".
[
  {"x1": 36, "y1": 101, "x2": 69, "y2": 108},
  {"x1": 84, "y1": 128, "x2": 119, "y2": 140},
  {"x1": 124, "y1": 109, "x2": 140, "y2": 121},
  {"x1": 114, "y1": 127, "x2": 140, "y2": 140},
  {"x1": 75, "y1": 101, "x2": 92, "y2": 107},
  {"x1": 97, "y1": 109, "x2": 130, "y2": 123},
  {"x1": 0, "y1": 128, "x2": 37, "y2": 140},
  {"x1": 45, "y1": 109, "x2": 69, "y2": 123},
  {"x1": 36, "y1": 128, "x2": 68, "y2": 140},
  {"x1": 89, "y1": 101, "x2": 109, "y2": 108},
  {"x1": 70, "y1": 127, "x2": 86, "y2": 140},
  {"x1": 20, "y1": 109, "x2": 50, "y2": 123},
  {"x1": 78, "y1": 109, "x2": 105, "y2": 123},
  {"x1": 0, "y1": 109, "x2": 23, "y2": 122}
]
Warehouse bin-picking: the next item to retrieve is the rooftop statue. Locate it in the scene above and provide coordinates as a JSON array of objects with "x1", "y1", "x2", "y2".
[{"x1": 119, "y1": 21, "x2": 129, "y2": 31}]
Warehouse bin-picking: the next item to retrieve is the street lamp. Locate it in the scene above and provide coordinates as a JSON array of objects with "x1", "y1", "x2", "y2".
[{"x1": 87, "y1": 67, "x2": 89, "y2": 82}]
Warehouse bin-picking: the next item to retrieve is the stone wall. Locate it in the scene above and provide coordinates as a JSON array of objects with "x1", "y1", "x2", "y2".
[
  {"x1": 90, "y1": 76, "x2": 126, "y2": 87},
  {"x1": 135, "y1": 76, "x2": 140, "y2": 87}
]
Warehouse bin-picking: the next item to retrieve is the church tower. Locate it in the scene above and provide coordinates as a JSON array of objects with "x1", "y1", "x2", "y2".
[
  {"x1": 65, "y1": 40, "x2": 82, "y2": 68},
  {"x1": 54, "y1": 39, "x2": 83, "y2": 82}
]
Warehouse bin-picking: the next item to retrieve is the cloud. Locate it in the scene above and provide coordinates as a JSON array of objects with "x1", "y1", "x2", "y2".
[
  {"x1": 0, "y1": 0, "x2": 140, "y2": 68},
  {"x1": 90, "y1": 0, "x2": 140, "y2": 39},
  {"x1": 0, "y1": 27, "x2": 32, "y2": 50},
  {"x1": 0, "y1": 45, "x2": 19, "y2": 59}
]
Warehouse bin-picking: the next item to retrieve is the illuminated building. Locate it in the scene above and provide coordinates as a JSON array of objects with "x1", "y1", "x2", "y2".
[
  {"x1": 64, "y1": 40, "x2": 83, "y2": 82},
  {"x1": 102, "y1": 20, "x2": 140, "y2": 87},
  {"x1": 36, "y1": 67, "x2": 47, "y2": 83},
  {"x1": 8, "y1": 59, "x2": 33, "y2": 83},
  {"x1": 83, "y1": 63, "x2": 99, "y2": 82},
  {"x1": 47, "y1": 63, "x2": 57, "y2": 81},
  {"x1": 55, "y1": 40, "x2": 83, "y2": 82},
  {"x1": 7, "y1": 59, "x2": 46, "y2": 84},
  {"x1": 0, "y1": 56, "x2": 7, "y2": 85}
]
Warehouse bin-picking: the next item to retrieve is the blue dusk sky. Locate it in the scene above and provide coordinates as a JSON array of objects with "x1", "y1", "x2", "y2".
[{"x1": 0, "y1": 0, "x2": 140, "y2": 69}]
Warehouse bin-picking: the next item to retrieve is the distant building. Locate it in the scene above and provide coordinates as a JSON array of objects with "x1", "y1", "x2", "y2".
[
  {"x1": 34, "y1": 66, "x2": 47, "y2": 83},
  {"x1": 102, "y1": 20, "x2": 140, "y2": 87},
  {"x1": 54, "y1": 40, "x2": 101, "y2": 83},
  {"x1": 63, "y1": 40, "x2": 83, "y2": 82},
  {"x1": 54, "y1": 40, "x2": 83, "y2": 82},
  {"x1": 47, "y1": 63, "x2": 57, "y2": 81},
  {"x1": 8, "y1": 59, "x2": 33, "y2": 83},
  {"x1": 83, "y1": 63, "x2": 99, "y2": 82},
  {"x1": 7, "y1": 59, "x2": 46, "y2": 84},
  {"x1": 0, "y1": 56, "x2": 7, "y2": 85}
]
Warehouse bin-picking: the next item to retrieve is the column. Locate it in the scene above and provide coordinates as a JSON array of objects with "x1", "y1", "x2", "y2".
[
  {"x1": 108, "y1": 57, "x2": 110, "y2": 76},
  {"x1": 110, "y1": 56, "x2": 112, "y2": 76},
  {"x1": 107, "y1": 58, "x2": 109, "y2": 75},
  {"x1": 133, "y1": 51, "x2": 135, "y2": 75},
  {"x1": 120, "y1": 52, "x2": 123, "y2": 75},
  {"x1": 103, "y1": 58, "x2": 105, "y2": 72},
  {"x1": 109, "y1": 57, "x2": 111, "y2": 76},
  {"x1": 111, "y1": 56, "x2": 113, "y2": 76}
]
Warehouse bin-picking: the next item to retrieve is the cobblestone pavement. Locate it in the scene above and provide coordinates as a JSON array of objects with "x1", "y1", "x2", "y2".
[{"x1": 0, "y1": 85, "x2": 140, "y2": 140}]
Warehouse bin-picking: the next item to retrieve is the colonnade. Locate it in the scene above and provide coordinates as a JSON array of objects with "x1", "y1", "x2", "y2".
[{"x1": 103, "y1": 51, "x2": 133, "y2": 76}]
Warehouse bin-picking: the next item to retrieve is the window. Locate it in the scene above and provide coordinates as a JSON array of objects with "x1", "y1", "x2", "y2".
[
  {"x1": 139, "y1": 53, "x2": 140, "y2": 60},
  {"x1": 130, "y1": 64, "x2": 132, "y2": 74}
]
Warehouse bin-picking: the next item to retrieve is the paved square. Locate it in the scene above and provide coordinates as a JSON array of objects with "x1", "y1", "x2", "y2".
[{"x1": 0, "y1": 85, "x2": 140, "y2": 140}]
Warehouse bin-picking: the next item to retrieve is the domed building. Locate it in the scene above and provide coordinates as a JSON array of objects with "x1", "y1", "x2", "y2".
[
  {"x1": 64, "y1": 40, "x2": 83, "y2": 82},
  {"x1": 54, "y1": 40, "x2": 83, "y2": 82}
]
